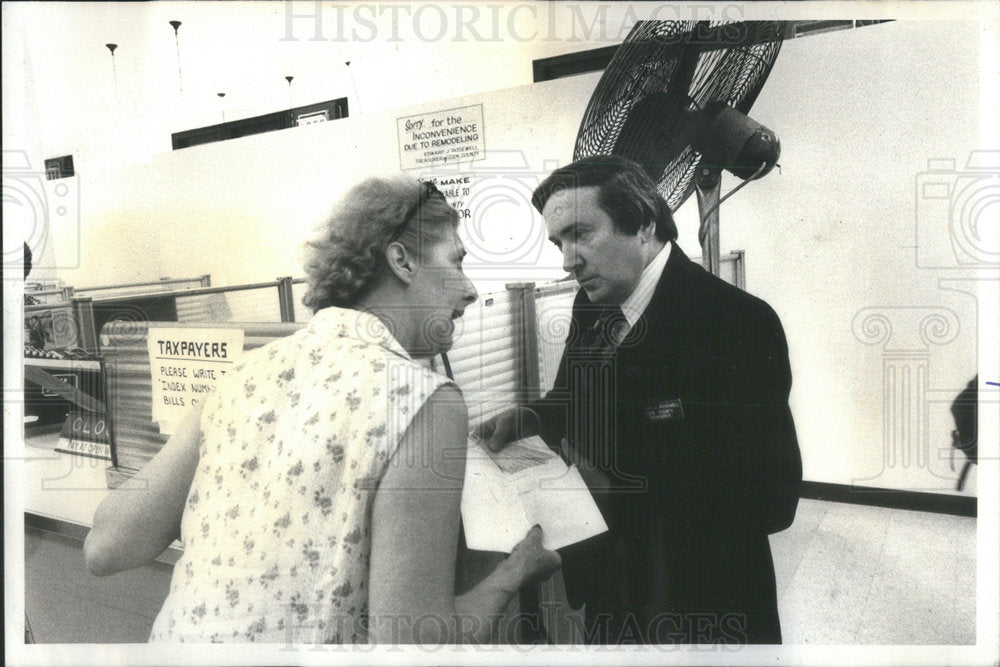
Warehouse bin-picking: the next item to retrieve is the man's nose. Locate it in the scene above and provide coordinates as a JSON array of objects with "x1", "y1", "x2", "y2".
[{"x1": 561, "y1": 245, "x2": 581, "y2": 273}]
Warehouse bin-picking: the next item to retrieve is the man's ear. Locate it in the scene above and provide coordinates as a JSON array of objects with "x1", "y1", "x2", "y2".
[
  {"x1": 638, "y1": 218, "x2": 657, "y2": 243},
  {"x1": 384, "y1": 241, "x2": 417, "y2": 285}
]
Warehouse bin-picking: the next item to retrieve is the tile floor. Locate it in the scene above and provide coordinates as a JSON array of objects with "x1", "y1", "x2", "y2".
[
  {"x1": 24, "y1": 498, "x2": 976, "y2": 644},
  {"x1": 24, "y1": 529, "x2": 173, "y2": 643},
  {"x1": 769, "y1": 499, "x2": 976, "y2": 644}
]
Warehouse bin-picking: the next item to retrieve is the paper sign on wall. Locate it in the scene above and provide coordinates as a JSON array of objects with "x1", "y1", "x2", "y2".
[
  {"x1": 397, "y1": 104, "x2": 485, "y2": 171},
  {"x1": 147, "y1": 327, "x2": 244, "y2": 434}
]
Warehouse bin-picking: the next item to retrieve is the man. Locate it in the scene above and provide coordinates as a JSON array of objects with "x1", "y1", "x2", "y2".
[{"x1": 478, "y1": 155, "x2": 801, "y2": 644}]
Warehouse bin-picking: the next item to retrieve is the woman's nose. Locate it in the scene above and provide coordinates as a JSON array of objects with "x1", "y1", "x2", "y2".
[{"x1": 463, "y1": 278, "x2": 478, "y2": 304}]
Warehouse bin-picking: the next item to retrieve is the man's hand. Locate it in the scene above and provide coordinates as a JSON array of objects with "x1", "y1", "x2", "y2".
[
  {"x1": 507, "y1": 525, "x2": 561, "y2": 587},
  {"x1": 473, "y1": 407, "x2": 540, "y2": 452}
]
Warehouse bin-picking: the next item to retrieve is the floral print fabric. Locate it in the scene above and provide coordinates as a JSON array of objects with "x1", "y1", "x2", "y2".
[{"x1": 149, "y1": 307, "x2": 453, "y2": 643}]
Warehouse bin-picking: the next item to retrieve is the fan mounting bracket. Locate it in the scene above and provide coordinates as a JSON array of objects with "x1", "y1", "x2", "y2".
[{"x1": 695, "y1": 167, "x2": 723, "y2": 276}]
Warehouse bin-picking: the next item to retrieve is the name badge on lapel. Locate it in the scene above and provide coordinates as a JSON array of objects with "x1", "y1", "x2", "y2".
[{"x1": 645, "y1": 398, "x2": 684, "y2": 422}]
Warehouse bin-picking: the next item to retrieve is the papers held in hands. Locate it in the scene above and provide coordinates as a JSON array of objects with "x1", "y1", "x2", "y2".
[{"x1": 460, "y1": 435, "x2": 608, "y2": 553}]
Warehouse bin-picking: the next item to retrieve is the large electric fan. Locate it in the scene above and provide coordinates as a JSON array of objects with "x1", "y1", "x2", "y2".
[{"x1": 574, "y1": 20, "x2": 785, "y2": 275}]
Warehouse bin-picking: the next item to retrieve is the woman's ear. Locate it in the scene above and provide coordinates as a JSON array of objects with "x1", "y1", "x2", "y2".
[{"x1": 384, "y1": 241, "x2": 417, "y2": 285}]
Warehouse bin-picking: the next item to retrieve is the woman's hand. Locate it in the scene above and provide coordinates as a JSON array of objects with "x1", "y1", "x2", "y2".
[{"x1": 507, "y1": 525, "x2": 561, "y2": 587}]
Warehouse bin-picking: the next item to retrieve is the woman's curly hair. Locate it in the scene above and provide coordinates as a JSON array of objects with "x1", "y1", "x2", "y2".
[{"x1": 302, "y1": 175, "x2": 458, "y2": 312}]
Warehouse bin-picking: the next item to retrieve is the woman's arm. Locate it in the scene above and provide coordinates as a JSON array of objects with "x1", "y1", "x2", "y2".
[
  {"x1": 84, "y1": 403, "x2": 204, "y2": 576},
  {"x1": 368, "y1": 385, "x2": 559, "y2": 644}
]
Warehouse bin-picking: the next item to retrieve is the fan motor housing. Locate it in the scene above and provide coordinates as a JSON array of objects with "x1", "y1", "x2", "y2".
[{"x1": 699, "y1": 103, "x2": 781, "y2": 180}]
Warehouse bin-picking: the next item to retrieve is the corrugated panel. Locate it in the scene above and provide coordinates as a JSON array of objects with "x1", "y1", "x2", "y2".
[
  {"x1": 102, "y1": 320, "x2": 303, "y2": 472},
  {"x1": 223, "y1": 287, "x2": 284, "y2": 322},
  {"x1": 175, "y1": 293, "x2": 233, "y2": 323},
  {"x1": 445, "y1": 331, "x2": 514, "y2": 366}
]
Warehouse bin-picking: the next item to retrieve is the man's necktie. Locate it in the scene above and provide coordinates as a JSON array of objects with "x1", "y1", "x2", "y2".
[
  {"x1": 568, "y1": 305, "x2": 628, "y2": 491},
  {"x1": 578, "y1": 306, "x2": 629, "y2": 355}
]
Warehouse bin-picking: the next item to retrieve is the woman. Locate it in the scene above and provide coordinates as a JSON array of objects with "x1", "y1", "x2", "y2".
[{"x1": 84, "y1": 175, "x2": 560, "y2": 643}]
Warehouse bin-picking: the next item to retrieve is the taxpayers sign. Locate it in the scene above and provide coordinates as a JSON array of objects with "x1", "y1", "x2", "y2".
[{"x1": 147, "y1": 327, "x2": 244, "y2": 434}]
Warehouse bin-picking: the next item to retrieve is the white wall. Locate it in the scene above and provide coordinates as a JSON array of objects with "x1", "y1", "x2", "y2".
[
  {"x1": 29, "y1": 20, "x2": 989, "y2": 495},
  {"x1": 52, "y1": 73, "x2": 590, "y2": 290},
  {"x1": 719, "y1": 21, "x2": 982, "y2": 495},
  {"x1": 1, "y1": 2, "x2": 651, "y2": 174}
]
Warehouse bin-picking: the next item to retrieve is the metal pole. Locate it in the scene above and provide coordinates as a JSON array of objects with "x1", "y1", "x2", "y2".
[
  {"x1": 506, "y1": 282, "x2": 541, "y2": 402},
  {"x1": 276, "y1": 276, "x2": 295, "y2": 322},
  {"x1": 695, "y1": 167, "x2": 722, "y2": 276},
  {"x1": 70, "y1": 296, "x2": 99, "y2": 355},
  {"x1": 170, "y1": 21, "x2": 183, "y2": 96}
]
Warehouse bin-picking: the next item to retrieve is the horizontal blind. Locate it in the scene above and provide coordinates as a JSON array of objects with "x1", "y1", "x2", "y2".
[
  {"x1": 532, "y1": 282, "x2": 579, "y2": 395},
  {"x1": 444, "y1": 289, "x2": 521, "y2": 425}
]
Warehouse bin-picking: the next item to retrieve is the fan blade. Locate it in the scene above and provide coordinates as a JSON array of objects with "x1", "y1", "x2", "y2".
[
  {"x1": 574, "y1": 22, "x2": 697, "y2": 162},
  {"x1": 686, "y1": 22, "x2": 784, "y2": 114},
  {"x1": 665, "y1": 21, "x2": 706, "y2": 94},
  {"x1": 612, "y1": 92, "x2": 702, "y2": 180}
]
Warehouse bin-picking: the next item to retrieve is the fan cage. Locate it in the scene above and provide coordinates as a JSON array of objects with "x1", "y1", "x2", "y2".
[{"x1": 574, "y1": 20, "x2": 783, "y2": 212}]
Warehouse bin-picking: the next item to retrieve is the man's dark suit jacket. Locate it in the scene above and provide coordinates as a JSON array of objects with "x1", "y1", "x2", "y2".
[{"x1": 529, "y1": 244, "x2": 802, "y2": 645}]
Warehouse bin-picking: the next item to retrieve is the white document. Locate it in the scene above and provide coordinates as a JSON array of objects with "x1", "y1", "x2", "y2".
[{"x1": 460, "y1": 435, "x2": 608, "y2": 553}]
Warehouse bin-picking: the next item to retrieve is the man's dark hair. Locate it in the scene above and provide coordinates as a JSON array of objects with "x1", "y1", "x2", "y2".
[{"x1": 531, "y1": 155, "x2": 678, "y2": 242}]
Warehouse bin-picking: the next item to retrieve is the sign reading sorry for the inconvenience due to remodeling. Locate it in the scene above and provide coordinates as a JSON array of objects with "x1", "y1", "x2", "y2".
[
  {"x1": 397, "y1": 104, "x2": 485, "y2": 171},
  {"x1": 147, "y1": 327, "x2": 244, "y2": 434}
]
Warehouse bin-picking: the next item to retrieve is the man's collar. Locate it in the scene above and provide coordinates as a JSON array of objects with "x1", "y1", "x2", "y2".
[{"x1": 620, "y1": 241, "x2": 673, "y2": 326}]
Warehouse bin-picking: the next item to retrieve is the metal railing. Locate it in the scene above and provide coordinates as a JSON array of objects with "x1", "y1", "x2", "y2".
[
  {"x1": 22, "y1": 250, "x2": 745, "y2": 360},
  {"x1": 72, "y1": 274, "x2": 211, "y2": 299},
  {"x1": 23, "y1": 276, "x2": 301, "y2": 357}
]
